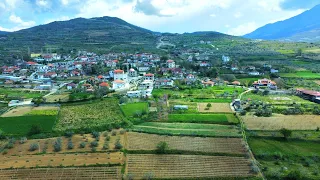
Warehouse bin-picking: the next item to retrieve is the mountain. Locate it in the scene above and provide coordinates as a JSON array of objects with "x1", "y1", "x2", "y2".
[
  {"x1": 244, "y1": 4, "x2": 320, "y2": 42},
  {"x1": 0, "y1": 16, "x2": 157, "y2": 53},
  {"x1": 0, "y1": 31, "x2": 8, "y2": 35}
]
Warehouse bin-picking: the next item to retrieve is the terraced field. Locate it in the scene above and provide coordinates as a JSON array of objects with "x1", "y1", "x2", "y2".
[
  {"x1": 127, "y1": 132, "x2": 246, "y2": 155},
  {"x1": 127, "y1": 154, "x2": 254, "y2": 179},
  {"x1": 0, "y1": 167, "x2": 121, "y2": 180},
  {"x1": 131, "y1": 122, "x2": 241, "y2": 137}
]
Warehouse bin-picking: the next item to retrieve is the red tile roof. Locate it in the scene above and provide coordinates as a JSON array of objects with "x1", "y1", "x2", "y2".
[{"x1": 99, "y1": 82, "x2": 109, "y2": 87}]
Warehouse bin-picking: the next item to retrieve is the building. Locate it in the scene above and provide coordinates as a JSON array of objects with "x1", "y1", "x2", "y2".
[
  {"x1": 128, "y1": 68, "x2": 137, "y2": 77},
  {"x1": 67, "y1": 83, "x2": 76, "y2": 90},
  {"x1": 222, "y1": 55, "x2": 230, "y2": 63},
  {"x1": 248, "y1": 71, "x2": 260, "y2": 76},
  {"x1": 296, "y1": 89, "x2": 320, "y2": 102},
  {"x1": 253, "y1": 78, "x2": 277, "y2": 89},
  {"x1": 113, "y1": 69, "x2": 127, "y2": 82},
  {"x1": 127, "y1": 90, "x2": 141, "y2": 98},
  {"x1": 202, "y1": 81, "x2": 215, "y2": 87},
  {"x1": 99, "y1": 82, "x2": 110, "y2": 88},
  {"x1": 173, "y1": 105, "x2": 188, "y2": 110},
  {"x1": 155, "y1": 78, "x2": 174, "y2": 88},
  {"x1": 144, "y1": 73, "x2": 154, "y2": 81},
  {"x1": 167, "y1": 60, "x2": 175, "y2": 68},
  {"x1": 112, "y1": 79, "x2": 126, "y2": 89}
]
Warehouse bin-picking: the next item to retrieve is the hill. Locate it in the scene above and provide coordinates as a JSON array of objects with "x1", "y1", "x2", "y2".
[
  {"x1": 244, "y1": 4, "x2": 320, "y2": 42},
  {"x1": 0, "y1": 31, "x2": 8, "y2": 35},
  {"x1": 0, "y1": 16, "x2": 157, "y2": 54}
]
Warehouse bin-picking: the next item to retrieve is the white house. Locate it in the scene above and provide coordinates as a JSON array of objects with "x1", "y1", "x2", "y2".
[
  {"x1": 144, "y1": 73, "x2": 154, "y2": 81},
  {"x1": 248, "y1": 71, "x2": 260, "y2": 76},
  {"x1": 167, "y1": 60, "x2": 175, "y2": 68},
  {"x1": 127, "y1": 90, "x2": 141, "y2": 98},
  {"x1": 114, "y1": 69, "x2": 127, "y2": 82},
  {"x1": 128, "y1": 68, "x2": 137, "y2": 77},
  {"x1": 112, "y1": 79, "x2": 126, "y2": 89},
  {"x1": 222, "y1": 55, "x2": 230, "y2": 63}
]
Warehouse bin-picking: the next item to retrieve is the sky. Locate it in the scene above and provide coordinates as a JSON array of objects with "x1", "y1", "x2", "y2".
[{"x1": 0, "y1": 0, "x2": 319, "y2": 36}]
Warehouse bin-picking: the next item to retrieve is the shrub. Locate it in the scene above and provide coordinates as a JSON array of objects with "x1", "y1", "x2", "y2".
[
  {"x1": 156, "y1": 141, "x2": 169, "y2": 154},
  {"x1": 6, "y1": 142, "x2": 14, "y2": 149},
  {"x1": 111, "y1": 131, "x2": 117, "y2": 136},
  {"x1": 53, "y1": 138, "x2": 62, "y2": 152},
  {"x1": 20, "y1": 137, "x2": 27, "y2": 144},
  {"x1": 28, "y1": 124, "x2": 42, "y2": 136},
  {"x1": 206, "y1": 103, "x2": 212, "y2": 108},
  {"x1": 142, "y1": 172, "x2": 154, "y2": 180},
  {"x1": 67, "y1": 139, "x2": 74, "y2": 150},
  {"x1": 105, "y1": 136, "x2": 111, "y2": 141},
  {"x1": 240, "y1": 110, "x2": 247, "y2": 116},
  {"x1": 29, "y1": 143, "x2": 39, "y2": 151},
  {"x1": 120, "y1": 129, "x2": 126, "y2": 135},
  {"x1": 102, "y1": 144, "x2": 109, "y2": 150},
  {"x1": 91, "y1": 147, "x2": 97, "y2": 152},
  {"x1": 64, "y1": 131, "x2": 74, "y2": 138},
  {"x1": 114, "y1": 139, "x2": 123, "y2": 149},
  {"x1": 92, "y1": 131, "x2": 100, "y2": 138},
  {"x1": 79, "y1": 142, "x2": 86, "y2": 148},
  {"x1": 90, "y1": 141, "x2": 98, "y2": 147},
  {"x1": 280, "y1": 128, "x2": 292, "y2": 140},
  {"x1": 286, "y1": 170, "x2": 304, "y2": 180},
  {"x1": 2, "y1": 149, "x2": 8, "y2": 155}
]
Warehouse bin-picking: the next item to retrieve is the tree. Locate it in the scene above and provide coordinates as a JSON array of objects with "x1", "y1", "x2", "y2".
[
  {"x1": 206, "y1": 103, "x2": 212, "y2": 108},
  {"x1": 53, "y1": 138, "x2": 62, "y2": 152},
  {"x1": 156, "y1": 141, "x2": 169, "y2": 154},
  {"x1": 67, "y1": 139, "x2": 74, "y2": 149},
  {"x1": 28, "y1": 124, "x2": 42, "y2": 136},
  {"x1": 29, "y1": 143, "x2": 39, "y2": 151},
  {"x1": 280, "y1": 128, "x2": 292, "y2": 140},
  {"x1": 114, "y1": 139, "x2": 123, "y2": 149}
]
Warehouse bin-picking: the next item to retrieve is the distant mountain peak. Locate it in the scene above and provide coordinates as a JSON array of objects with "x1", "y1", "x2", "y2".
[{"x1": 244, "y1": 4, "x2": 320, "y2": 42}]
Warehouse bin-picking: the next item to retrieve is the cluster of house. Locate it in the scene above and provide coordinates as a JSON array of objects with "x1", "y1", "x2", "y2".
[
  {"x1": 227, "y1": 63, "x2": 279, "y2": 76},
  {"x1": 296, "y1": 88, "x2": 320, "y2": 103}
]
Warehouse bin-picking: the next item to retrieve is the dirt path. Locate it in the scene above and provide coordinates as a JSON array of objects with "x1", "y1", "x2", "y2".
[{"x1": 134, "y1": 125, "x2": 216, "y2": 131}]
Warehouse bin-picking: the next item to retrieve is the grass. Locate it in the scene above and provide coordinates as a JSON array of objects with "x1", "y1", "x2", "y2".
[
  {"x1": 0, "y1": 115, "x2": 56, "y2": 135},
  {"x1": 0, "y1": 88, "x2": 44, "y2": 99},
  {"x1": 120, "y1": 102, "x2": 148, "y2": 117},
  {"x1": 56, "y1": 98, "x2": 125, "y2": 132},
  {"x1": 131, "y1": 122, "x2": 241, "y2": 137},
  {"x1": 279, "y1": 71, "x2": 320, "y2": 79},
  {"x1": 168, "y1": 114, "x2": 238, "y2": 124},
  {"x1": 248, "y1": 137, "x2": 320, "y2": 157},
  {"x1": 241, "y1": 92, "x2": 315, "y2": 104}
]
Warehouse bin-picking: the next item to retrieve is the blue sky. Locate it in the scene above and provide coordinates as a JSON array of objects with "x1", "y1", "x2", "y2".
[{"x1": 0, "y1": 0, "x2": 319, "y2": 35}]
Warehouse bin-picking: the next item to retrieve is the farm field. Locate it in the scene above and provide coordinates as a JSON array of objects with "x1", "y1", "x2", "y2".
[
  {"x1": 1, "y1": 130, "x2": 125, "y2": 156},
  {"x1": 152, "y1": 86, "x2": 244, "y2": 99},
  {"x1": 0, "y1": 152, "x2": 124, "y2": 169},
  {"x1": 56, "y1": 98, "x2": 125, "y2": 132},
  {"x1": 1, "y1": 106, "x2": 59, "y2": 117},
  {"x1": 0, "y1": 88, "x2": 45, "y2": 99},
  {"x1": 249, "y1": 137, "x2": 320, "y2": 180},
  {"x1": 198, "y1": 102, "x2": 232, "y2": 113},
  {"x1": 242, "y1": 114, "x2": 320, "y2": 130},
  {"x1": 44, "y1": 93, "x2": 70, "y2": 103},
  {"x1": 127, "y1": 154, "x2": 254, "y2": 179},
  {"x1": 131, "y1": 122, "x2": 242, "y2": 137},
  {"x1": 0, "y1": 167, "x2": 122, "y2": 180},
  {"x1": 248, "y1": 138, "x2": 320, "y2": 157},
  {"x1": 127, "y1": 132, "x2": 246, "y2": 155},
  {"x1": 0, "y1": 115, "x2": 56, "y2": 135},
  {"x1": 168, "y1": 113, "x2": 239, "y2": 124},
  {"x1": 279, "y1": 71, "x2": 320, "y2": 79},
  {"x1": 120, "y1": 102, "x2": 148, "y2": 117},
  {"x1": 241, "y1": 93, "x2": 314, "y2": 104}
]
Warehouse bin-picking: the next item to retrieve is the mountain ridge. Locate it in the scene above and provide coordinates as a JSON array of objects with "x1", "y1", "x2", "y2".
[{"x1": 244, "y1": 4, "x2": 320, "y2": 42}]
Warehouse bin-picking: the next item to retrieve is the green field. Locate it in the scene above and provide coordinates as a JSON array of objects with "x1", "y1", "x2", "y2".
[
  {"x1": 152, "y1": 86, "x2": 244, "y2": 99},
  {"x1": 120, "y1": 102, "x2": 148, "y2": 117},
  {"x1": 279, "y1": 71, "x2": 320, "y2": 79},
  {"x1": 131, "y1": 122, "x2": 241, "y2": 137},
  {"x1": 248, "y1": 138, "x2": 320, "y2": 157},
  {"x1": 0, "y1": 88, "x2": 45, "y2": 99},
  {"x1": 241, "y1": 93, "x2": 315, "y2": 104},
  {"x1": 0, "y1": 115, "x2": 56, "y2": 135},
  {"x1": 168, "y1": 114, "x2": 238, "y2": 124}
]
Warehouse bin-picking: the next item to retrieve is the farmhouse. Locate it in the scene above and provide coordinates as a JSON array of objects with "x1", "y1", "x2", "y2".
[
  {"x1": 253, "y1": 78, "x2": 277, "y2": 89},
  {"x1": 202, "y1": 80, "x2": 215, "y2": 87},
  {"x1": 296, "y1": 88, "x2": 320, "y2": 103}
]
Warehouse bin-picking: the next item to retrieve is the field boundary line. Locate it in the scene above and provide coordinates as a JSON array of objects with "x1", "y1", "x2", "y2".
[{"x1": 237, "y1": 114, "x2": 266, "y2": 180}]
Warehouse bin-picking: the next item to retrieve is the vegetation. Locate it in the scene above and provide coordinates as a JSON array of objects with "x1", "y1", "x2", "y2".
[
  {"x1": 156, "y1": 141, "x2": 169, "y2": 154},
  {"x1": 120, "y1": 102, "x2": 148, "y2": 117},
  {"x1": 168, "y1": 114, "x2": 238, "y2": 124}
]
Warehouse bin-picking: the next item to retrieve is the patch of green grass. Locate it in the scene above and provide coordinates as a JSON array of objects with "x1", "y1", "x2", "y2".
[
  {"x1": 0, "y1": 115, "x2": 56, "y2": 135},
  {"x1": 120, "y1": 102, "x2": 148, "y2": 117},
  {"x1": 248, "y1": 137, "x2": 320, "y2": 157},
  {"x1": 280, "y1": 71, "x2": 320, "y2": 79},
  {"x1": 131, "y1": 122, "x2": 241, "y2": 137},
  {"x1": 0, "y1": 88, "x2": 44, "y2": 99},
  {"x1": 168, "y1": 114, "x2": 238, "y2": 124}
]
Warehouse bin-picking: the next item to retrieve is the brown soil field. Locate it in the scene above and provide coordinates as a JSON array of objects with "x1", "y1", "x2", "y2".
[
  {"x1": 198, "y1": 103, "x2": 232, "y2": 113},
  {"x1": 242, "y1": 114, "x2": 320, "y2": 130},
  {"x1": 1, "y1": 106, "x2": 59, "y2": 117},
  {"x1": 45, "y1": 93, "x2": 70, "y2": 103},
  {"x1": 127, "y1": 132, "x2": 246, "y2": 154},
  {"x1": 0, "y1": 167, "x2": 122, "y2": 180},
  {"x1": 0, "y1": 152, "x2": 124, "y2": 169},
  {"x1": 127, "y1": 154, "x2": 254, "y2": 179},
  {"x1": 3, "y1": 131, "x2": 124, "y2": 156}
]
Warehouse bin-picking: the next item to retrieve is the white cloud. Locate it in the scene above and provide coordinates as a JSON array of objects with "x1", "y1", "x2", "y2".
[
  {"x1": 36, "y1": 0, "x2": 50, "y2": 7},
  {"x1": 9, "y1": 14, "x2": 36, "y2": 28},
  {"x1": 227, "y1": 22, "x2": 259, "y2": 36},
  {"x1": 210, "y1": 14, "x2": 216, "y2": 18},
  {"x1": 60, "y1": 0, "x2": 79, "y2": 6}
]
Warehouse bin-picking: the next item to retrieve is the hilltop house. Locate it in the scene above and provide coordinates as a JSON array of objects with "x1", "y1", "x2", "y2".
[
  {"x1": 167, "y1": 60, "x2": 175, "y2": 68},
  {"x1": 253, "y1": 78, "x2": 277, "y2": 89}
]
